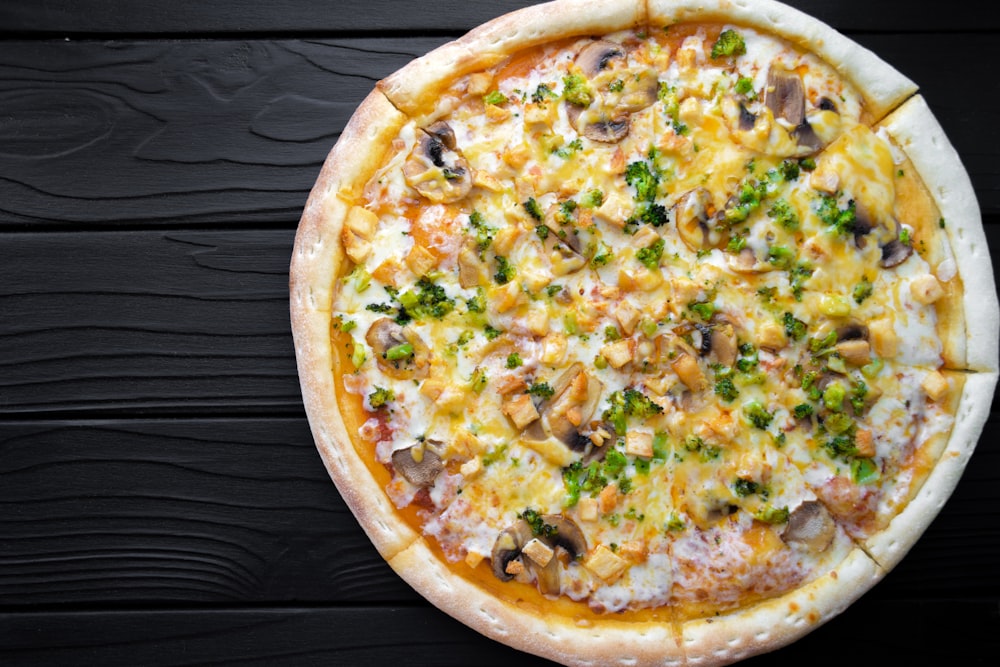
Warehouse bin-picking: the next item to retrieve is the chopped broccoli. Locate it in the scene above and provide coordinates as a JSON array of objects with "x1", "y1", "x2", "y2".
[
  {"x1": 816, "y1": 196, "x2": 858, "y2": 235},
  {"x1": 625, "y1": 160, "x2": 660, "y2": 202},
  {"x1": 743, "y1": 400, "x2": 774, "y2": 430},
  {"x1": 823, "y1": 434, "x2": 857, "y2": 461},
  {"x1": 768, "y1": 198, "x2": 799, "y2": 230},
  {"x1": 396, "y1": 277, "x2": 455, "y2": 321},
  {"x1": 531, "y1": 83, "x2": 557, "y2": 104},
  {"x1": 526, "y1": 382, "x2": 555, "y2": 399},
  {"x1": 562, "y1": 73, "x2": 594, "y2": 107},
  {"x1": 732, "y1": 477, "x2": 760, "y2": 497},
  {"x1": 468, "y1": 210, "x2": 496, "y2": 254},
  {"x1": 734, "y1": 76, "x2": 755, "y2": 97},
  {"x1": 602, "y1": 388, "x2": 664, "y2": 434},
  {"x1": 581, "y1": 188, "x2": 604, "y2": 208},
  {"x1": 523, "y1": 197, "x2": 543, "y2": 221},
  {"x1": 368, "y1": 386, "x2": 394, "y2": 409},
  {"x1": 636, "y1": 238, "x2": 665, "y2": 269},
  {"x1": 789, "y1": 262, "x2": 814, "y2": 301},
  {"x1": 853, "y1": 276, "x2": 873, "y2": 305},
  {"x1": 553, "y1": 137, "x2": 583, "y2": 158},
  {"x1": 756, "y1": 505, "x2": 790, "y2": 524},
  {"x1": 484, "y1": 324, "x2": 502, "y2": 340},
  {"x1": 494, "y1": 255, "x2": 516, "y2": 285},
  {"x1": 506, "y1": 353, "x2": 523, "y2": 369},
  {"x1": 715, "y1": 375, "x2": 740, "y2": 402},
  {"x1": 519, "y1": 508, "x2": 558, "y2": 537},
  {"x1": 851, "y1": 458, "x2": 880, "y2": 485},
  {"x1": 710, "y1": 29, "x2": 747, "y2": 59},
  {"x1": 783, "y1": 312, "x2": 807, "y2": 340},
  {"x1": 793, "y1": 403, "x2": 814, "y2": 419},
  {"x1": 483, "y1": 90, "x2": 507, "y2": 106},
  {"x1": 627, "y1": 202, "x2": 668, "y2": 229}
]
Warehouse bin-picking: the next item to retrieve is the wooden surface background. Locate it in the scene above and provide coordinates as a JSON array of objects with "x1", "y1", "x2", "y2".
[{"x1": 1, "y1": 1, "x2": 998, "y2": 664}]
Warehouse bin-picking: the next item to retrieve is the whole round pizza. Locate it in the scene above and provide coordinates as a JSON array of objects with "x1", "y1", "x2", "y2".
[{"x1": 289, "y1": 1, "x2": 999, "y2": 664}]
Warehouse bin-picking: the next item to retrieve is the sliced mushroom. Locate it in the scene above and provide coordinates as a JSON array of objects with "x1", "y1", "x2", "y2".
[
  {"x1": 542, "y1": 514, "x2": 588, "y2": 557},
  {"x1": 836, "y1": 322, "x2": 869, "y2": 342},
  {"x1": 524, "y1": 362, "x2": 604, "y2": 450},
  {"x1": 391, "y1": 442, "x2": 444, "y2": 487},
  {"x1": 575, "y1": 40, "x2": 625, "y2": 77},
  {"x1": 403, "y1": 123, "x2": 472, "y2": 203},
  {"x1": 765, "y1": 67, "x2": 806, "y2": 127},
  {"x1": 567, "y1": 41, "x2": 657, "y2": 143},
  {"x1": 365, "y1": 317, "x2": 430, "y2": 380},
  {"x1": 709, "y1": 320, "x2": 738, "y2": 367},
  {"x1": 880, "y1": 238, "x2": 913, "y2": 268},
  {"x1": 491, "y1": 520, "x2": 534, "y2": 581},
  {"x1": 737, "y1": 101, "x2": 756, "y2": 131},
  {"x1": 674, "y1": 187, "x2": 719, "y2": 250},
  {"x1": 781, "y1": 501, "x2": 836, "y2": 552},
  {"x1": 490, "y1": 515, "x2": 587, "y2": 596}
]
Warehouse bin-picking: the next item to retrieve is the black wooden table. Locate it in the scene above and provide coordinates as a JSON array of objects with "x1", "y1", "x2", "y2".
[{"x1": 1, "y1": 1, "x2": 998, "y2": 664}]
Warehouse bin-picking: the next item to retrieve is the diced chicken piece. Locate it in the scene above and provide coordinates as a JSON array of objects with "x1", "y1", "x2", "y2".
[
  {"x1": 631, "y1": 225, "x2": 660, "y2": 248},
  {"x1": 503, "y1": 393, "x2": 540, "y2": 429},
  {"x1": 584, "y1": 544, "x2": 629, "y2": 583},
  {"x1": 342, "y1": 205, "x2": 378, "y2": 264},
  {"x1": 494, "y1": 281, "x2": 525, "y2": 313},
  {"x1": 495, "y1": 374, "x2": 528, "y2": 396},
  {"x1": 625, "y1": 431, "x2": 653, "y2": 458},
  {"x1": 527, "y1": 303, "x2": 551, "y2": 336},
  {"x1": 835, "y1": 339, "x2": 872, "y2": 366},
  {"x1": 522, "y1": 538, "x2": 555, "y2": 567},
  {"x1": 672, "y1": 353, "x2": 707, "y2": 391},
  {"x1": 618, "y1": 540, "x2": 648, "y2": 564},
  {"x1": 854, "y1": 429, "x2": 876, "y2": 458},
  {"x1": 406, "y1": 243, "x2": 437, "y2": 277},
  {"x1": 465, "y1": 550, "x2": 485, "y2": 569},
  {"x1": 466, "y1": 72, "x2": 493, "y2": 96},
  {"x1": 541, "y1": 333, "x2": 567, "y2": 365},
  {"x1": 809, "y1": 166, "x2": 839, "y2": 194},
  {"x1": 419, "y1": 378, "x2": 446, "y2": 401},
  {"x1": 615, "y1": 300, "x2": 642, "y2": 336},
  {"x1": 485, "y1": 103, "x2": 511, "y2": 123},
  {"x1": 578, "y1": 497, "x2": 599, "y2": 522},
  {"x1": 523, "y1": 102, "x2": 552, "y2": 126},
  {"x1": 473, "y1": 169, "x2": 504, "y2": 192},
  {"x1": 910, "y1": 273, "x2": 944, "y2": 305},
  {"x1": 601, "y1": 338, "x2": 635, "y2": 369},
  {"x1": 458, "y1": 242, "x2": 484, "y2": 288},
  {"x1": 454, "y1": 430, "x2": 483, "y2": 457},
  {"x1": 593, "y1": 190, "x2": 632, "y2": 229},
  {"x1": 505, "y1": 559, "x2": 525, "y2": 576},
  {"x1": 758, "y1": 321, "x2": 787, "y2": 350},
  {"x1": 460, "y1": 456, "x2": 483, "y2": 478},
  {"x1": 672, "y1": 277, "x2": 703, "y2": 306},
  {"x1": 921, "y1": 370, "x2": 950, "y2": 402},
  {"x1": 598, "y1": 483, "x2": 619, "y2": 513},
  {"x1": 869, "y1": 319, "x2": 898, "y2": 359},
  {"x1": 492, "y1": 224, "x2": 523, "y2": 256}
]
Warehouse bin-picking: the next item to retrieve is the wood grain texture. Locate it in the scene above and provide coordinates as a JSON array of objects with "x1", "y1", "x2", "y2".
[
  {"x1": 0, "y1": 419, "x2": 416, "y2": 604},
  {"x1": 1, "y1": 600, "x2": 998, "y2": 666},
  {"x1": 1, "y1": 418, "x2": 997, "y2": 606},
  {"x1": 0, "y1": 33, "x2": 997, "y2": 226},
  {"x1": 0, "y1": 0, "x2": 997, "y2": 34}
]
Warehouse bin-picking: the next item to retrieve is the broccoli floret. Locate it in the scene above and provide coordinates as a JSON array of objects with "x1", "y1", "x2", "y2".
[
  {"x1": 624, "y1": 160, "x2": 660, "y2": 202},
  {"x1": 526, "y1": 382, "x2": 555, "y2": 399},
  {"x1": 482, "y1": 90, "x2": 506, "y2": 106},
  {"x1": 816, "y1": 196, "x2": 857, "y2": 235},
  {"x1": 396, "y1": 277, "x2": 455, "y2": 321},
  {"x1": 853, "y1": 276, "x2": 873, "y2": 305},
  {"x1": 768, "y1": 198, "x2": 799, "y2": 230},
  {"x1": 710, "y1": 29, "x2": 747, "y2": 58},
  {"x1": 782, "y1": 312, "x2": 807, "y2": 340},
  {"x1": 715, "y1": 375, "x2": 739, "y2": 402},
  {"x1": 581, "y1": 188, "x2": 604, "y2": 208},
  {"x1": 368, "y1": 386, "x2": 394, "y2": 409},
  {"x1": 732, "y1": 477, "x2": 760, "y2": 497},
  {"x1": 523, "y1": 197, "x2": 543, "y2": 221},
  {"x1": 562, "y1": 73, "x2": 594, "y2": 107},
  {"x1": 531, "y1": 83, "x2": 557, "y2": 104},
  {"x1": 493, "y1": 255, "x2": 516, "y2": 285},
  {"x1": 743, "y1": 400, "x2": 774, "y2": 430},
  {"x1": 602, "y1": 388, "x2": 664, "y2": 434},
  {"x1": 636, "y1": 238, "x2": 665, "y2": 269}
]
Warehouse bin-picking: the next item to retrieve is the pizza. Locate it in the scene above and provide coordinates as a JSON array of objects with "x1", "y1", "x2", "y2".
[{"x1": 289, "y1": 1, "x2": 998, "y2": 664}]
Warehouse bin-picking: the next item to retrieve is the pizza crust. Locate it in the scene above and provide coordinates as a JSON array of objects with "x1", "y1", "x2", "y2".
[
  {"x1": 646, "y1": 0, "x2": 916, "y2": 121},
  {"x1": 862, "y1": 371, "x2": 997, "y2": 570},
  {"x1": 379, "y1": 0, "x2": 645, "y2": 118},
  {"x1": 878, "y1": 95, "x2": 999, "y2": 372},
  {"x1": 291, "y1": 89, "x2": 421, "y2": 559}
]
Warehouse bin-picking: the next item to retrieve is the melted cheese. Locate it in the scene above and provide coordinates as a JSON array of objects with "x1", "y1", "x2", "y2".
[{"x1": 330, "y1": 23, "x2": 954, "y2": 616}]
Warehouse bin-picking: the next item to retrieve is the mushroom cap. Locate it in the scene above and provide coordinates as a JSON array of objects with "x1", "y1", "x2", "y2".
[
  {"x1": 673, "y1": 187, "x2": 717, "y2": 251},
  {"x1": 365, "y1": 317, "x2": 430, "y2": 379},
  {"x1": 880, "y1": 238, "x2": 914, "y2": 268},
  {"x1": 391, "y1": 443, "x2": 444, "y2": 487},
  {"x1": 403, "y1": 124, "x2": 473, "y2": 203},
  {"x1": 765, "y1": 66, "x2": 806, "y2": 127},
  {"x1": 782, "y1": 500, "x2": 837, "y2": 552},
  {"x1": 524, "y1": 362, "x2": 603, "y2": 450},
  {"x1": 490, "y1": 520, "x2": 534, "y2": 582},
  {"x1": 574, "y1": 40, "x2": 625, "y2": 77}
]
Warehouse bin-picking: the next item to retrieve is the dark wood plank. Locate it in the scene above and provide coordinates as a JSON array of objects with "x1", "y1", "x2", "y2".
[
  {"x1": 1, "y1": 600, "x2": 998, "y2": 666},
  {"x1": 0, "y1": 0, "x2": 996, "y2": 35},
  {"x1": 0, "y1": 33, "x2": 997, "y2": 226},
  {"x1": 0, "y1": 418, "x2": 416, "y2": 604},
  {"x1": 0, "y1": 229, "x2": 300, "y2": 415},
  {"x1": 0, "y1": 37, "x2": 447, "y2": 226},
  {"x1": 2, "y1": 226, "x2": 999, "y2": 416},
  {"x1": 0, "y1": 417, "x2": 996, "y2": 606}
]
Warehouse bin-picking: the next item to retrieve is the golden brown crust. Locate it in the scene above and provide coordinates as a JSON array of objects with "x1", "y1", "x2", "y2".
[
  {"x1": 291, "y1": 89, "x2": 419, "y2": 559},
  {"x1": 291, "y1": 3, "x2": 995, "y2": 666},
  {"x1": 878, "y1": 95, "x2": 999, "y2": 372},
  {"x1": 646, "y1": 0, "x2": 917, "y2": 121},
  {"x1": 378, "y1": 0, "x2": 645, "y2": 118}
]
